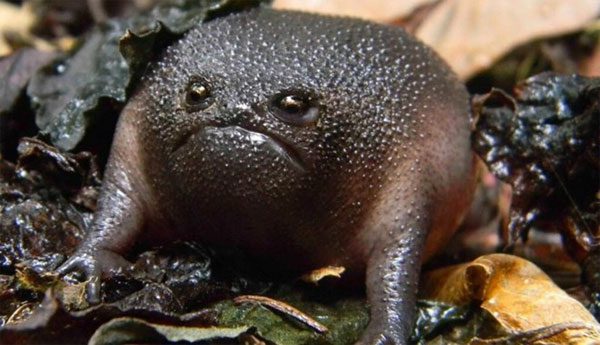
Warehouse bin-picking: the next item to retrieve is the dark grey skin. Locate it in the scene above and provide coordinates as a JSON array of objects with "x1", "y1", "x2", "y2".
[{"x1": 59, "y1": 9, "x2": 476, "y2": 345}]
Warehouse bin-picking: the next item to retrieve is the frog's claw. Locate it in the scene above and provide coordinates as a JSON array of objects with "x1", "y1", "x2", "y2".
[{"x1": 57, "y1": 249, "x2": 132, "y2": 304}]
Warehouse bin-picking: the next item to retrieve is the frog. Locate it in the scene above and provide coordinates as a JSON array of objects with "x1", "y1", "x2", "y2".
[{"x1": 58, "y1": 8, "x2": 477, "y2": 344}]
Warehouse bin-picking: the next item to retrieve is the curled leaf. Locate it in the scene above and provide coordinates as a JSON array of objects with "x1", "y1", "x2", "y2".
[
  {"x1": 420, "y1": 254, "x2": 600, "y2": 344},
  {"x1": 300, "y1": 266, "x2": 345, "y2": 285}
]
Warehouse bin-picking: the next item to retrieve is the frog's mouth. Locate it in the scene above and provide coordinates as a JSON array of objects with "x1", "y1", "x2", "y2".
[{"x1": 174, "y1": 125, "x2": 310, "y2": 173}]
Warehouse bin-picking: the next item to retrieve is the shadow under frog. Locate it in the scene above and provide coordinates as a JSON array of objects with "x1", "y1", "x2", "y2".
[{"x1": 59, "y1": 9, "x2": 477, "y2": 345}]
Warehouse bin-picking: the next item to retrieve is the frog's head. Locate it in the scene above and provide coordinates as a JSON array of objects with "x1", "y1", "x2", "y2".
[{"x1": 138, "y1": 8, "x2": 459, "y2": 218}]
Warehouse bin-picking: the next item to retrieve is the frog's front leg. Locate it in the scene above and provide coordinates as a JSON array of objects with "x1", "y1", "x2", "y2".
[
  {"x1": 358, "y1": 216, "x2": 429, "y2": 345},
  {"x1": 57, "y1": 109, "x2": 150, "y2": 303}
]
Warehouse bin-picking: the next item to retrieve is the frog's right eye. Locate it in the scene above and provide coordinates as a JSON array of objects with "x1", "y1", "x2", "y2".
[
  {"x1": 269, "y1": 90, "x2": 319, "y2": 127},
  {"x1": 183, "y1": 77, "x2": 213, "y2": 111}
]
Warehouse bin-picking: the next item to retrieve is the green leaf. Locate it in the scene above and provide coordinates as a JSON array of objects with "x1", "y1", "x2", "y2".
[
  {"x1": 214, "y1": 288, "x2": 369, "y2": 345},
  {"x1": 88, "y1": 317, "x2": 251, "y2": 345}
]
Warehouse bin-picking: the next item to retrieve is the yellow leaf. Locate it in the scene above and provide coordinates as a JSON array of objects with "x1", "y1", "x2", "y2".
[{"x1": 420, "y1": 254, "x2": 600, "y2": 344}]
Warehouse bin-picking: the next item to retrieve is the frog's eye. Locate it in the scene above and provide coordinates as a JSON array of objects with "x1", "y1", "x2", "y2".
[
  {"x1": 269, "y1": 91, "x2": 319, "y2": 126},
  {"x1": 183, "y1": 77, "x2": 213, "y2": 111}
]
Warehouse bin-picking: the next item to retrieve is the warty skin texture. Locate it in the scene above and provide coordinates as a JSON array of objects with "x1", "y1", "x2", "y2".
[{"x1": 59, "y1": 9, "x2": 476, "y2": 345}]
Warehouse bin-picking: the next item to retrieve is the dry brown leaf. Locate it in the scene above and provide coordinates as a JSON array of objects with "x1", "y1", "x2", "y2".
[
  {"x1": 0, "y1": 2, "x2": 32, "y2": 55},
  {"x1": 420, "y1": 254, "x2": 600, "y2": 344},
  {"x1": 579, "y1": 21, "x2": 600, "y2": 77},
  {"x1": 300, "y1": 265, "x2": 346, "y2": 284},
  {"x1": 0, "y1": 2, "x2": 54, "y2": 56},
  {"x1": 415, "y1": 0, "x2": 600, "y2": 78},
  {"x1": 272, "y1": 0, "x2": 435, "y2": 23},
  {"x1": 273, "y1": 0, "x2": 600, "y2": 79}
]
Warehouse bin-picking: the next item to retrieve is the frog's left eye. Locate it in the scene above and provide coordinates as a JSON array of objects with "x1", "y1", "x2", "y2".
[
  {"x1": 183, "y1": 77, "x2": 213, "y2": 111},
  {"x1": 269, "y1": 91, "x2": 319, "y2": 126}
]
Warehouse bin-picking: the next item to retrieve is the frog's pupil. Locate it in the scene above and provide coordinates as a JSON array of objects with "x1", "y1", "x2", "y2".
[
  {"x1": 189, "y1": 84, "x2": 208, "y2": 102},
  {"x1": 281, "y1": 95, "x2": 306, "y2": 113}
]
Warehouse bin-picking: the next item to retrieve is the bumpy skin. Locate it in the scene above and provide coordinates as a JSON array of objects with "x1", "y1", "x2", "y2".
[{"x1": 59, "y1": 9, "x2": 476, "y2": 345}]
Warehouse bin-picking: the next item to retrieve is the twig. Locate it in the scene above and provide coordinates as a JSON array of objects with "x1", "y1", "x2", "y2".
[{"x1": 233, "y1": 295, "x2": 328, "y2": 334}]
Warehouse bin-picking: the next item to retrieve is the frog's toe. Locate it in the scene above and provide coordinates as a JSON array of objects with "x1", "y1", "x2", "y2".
[
  {"x1": 57, "y1": 249, "x2": 131, "y2": 304},
  {"x1": 57, "y1": 252, "x2": 103, "y2": 303}
]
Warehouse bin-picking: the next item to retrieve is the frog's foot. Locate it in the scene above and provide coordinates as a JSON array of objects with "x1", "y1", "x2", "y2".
[{"x1": 56, "y1": 248, "x2": 132, "y2": 304}]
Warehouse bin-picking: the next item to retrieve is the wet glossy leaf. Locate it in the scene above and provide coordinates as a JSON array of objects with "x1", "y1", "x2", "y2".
[
  {"x1": 27, "y1": 0, "x2": 271, "y2": 152},
  {"x1": 28, "y1": 0, "x2": 142, "y2": 38},
  {"x1": 0, "y1": 289, "x2": 217, "y2": 344},
  {"x1": 0, "y1": 150, "x2": 93, "y2": 276},
  {"x1": 27, "y1": 21, "x2": 129, "y2": 151},
  {"x1": 120, "y1": 0, "x2": 271, "y2": 88},
  {"x1": 410, "y1": 300, "x2": 471, "y2": 343},
  {"x1": 0, "y1": 49, "x2": 56, "y2": 159},
  {"x1": 150, "y1": 0, "x2": 270, "y2": 34},
  {"x1": 472, "y1": 73, "x2": 599, "y2": 260},
  {"x1": 16, "y1": 137, "x2": 101, "y2": 209},
  {"x1": 0, "y1": 49, "x2": 56, "y2": 115}
]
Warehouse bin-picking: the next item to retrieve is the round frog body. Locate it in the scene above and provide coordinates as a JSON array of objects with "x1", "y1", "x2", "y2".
[{"x1": 59, "y1": 9, "x2": 476, "y2": 344}]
